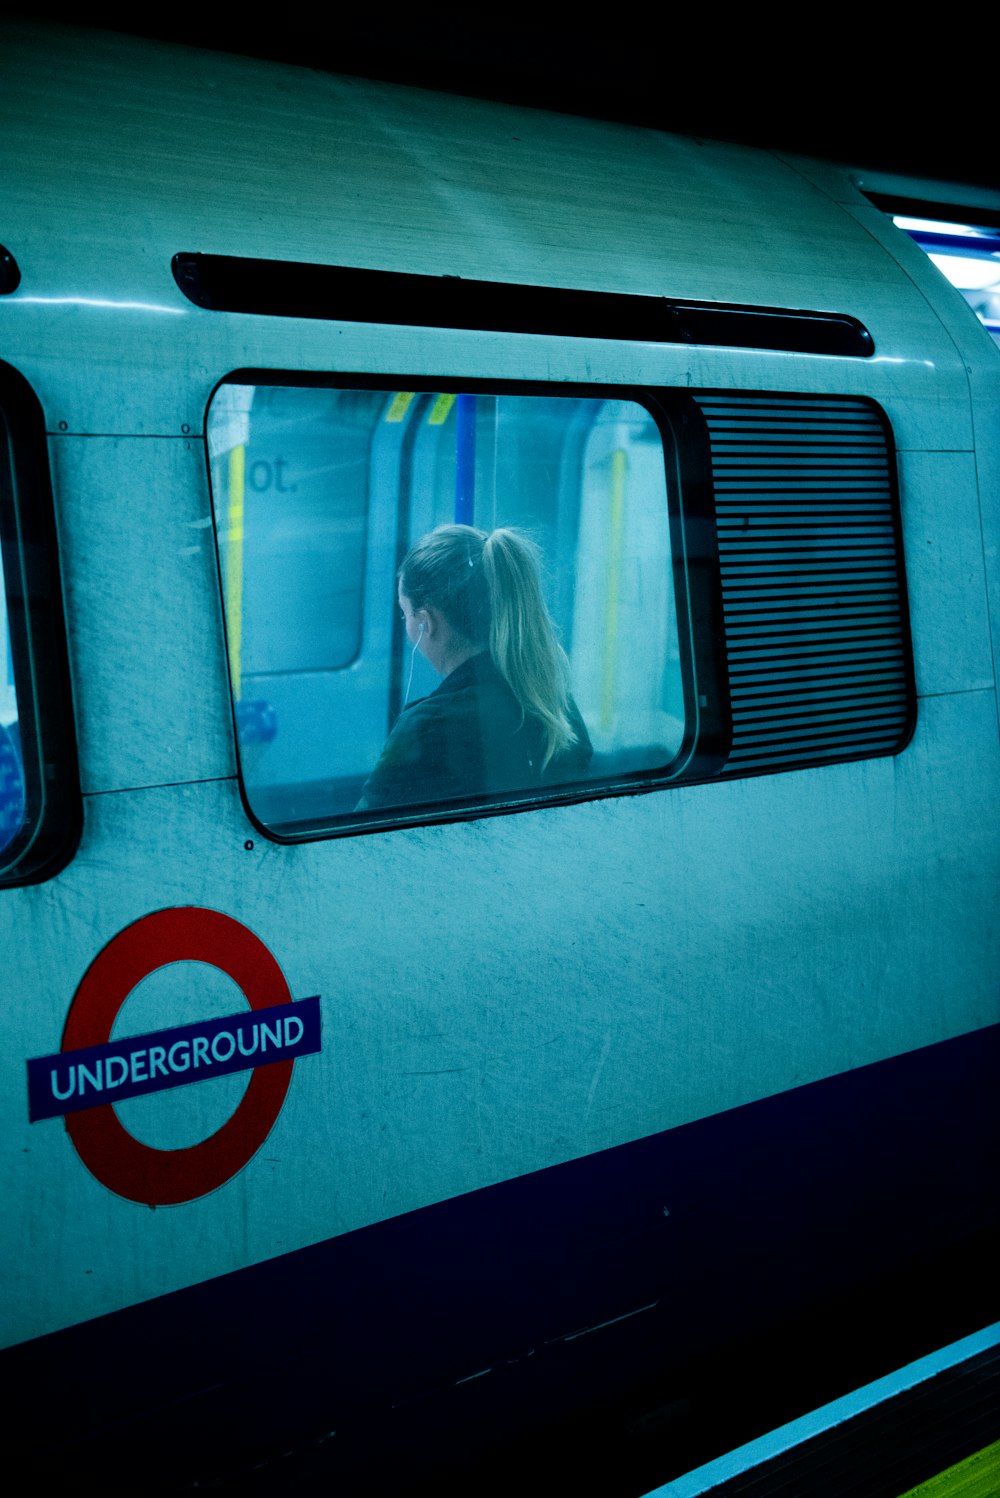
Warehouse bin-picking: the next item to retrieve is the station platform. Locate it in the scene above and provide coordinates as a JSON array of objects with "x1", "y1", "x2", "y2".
[{"x1": 643, "y1": 1323, "x2": 1000, "y2": 1498}]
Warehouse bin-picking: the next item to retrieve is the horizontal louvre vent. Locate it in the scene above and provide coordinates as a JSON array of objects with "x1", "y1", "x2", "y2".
[{"x1": 694, "y1": 394, "x2": 914, "y2": 775}]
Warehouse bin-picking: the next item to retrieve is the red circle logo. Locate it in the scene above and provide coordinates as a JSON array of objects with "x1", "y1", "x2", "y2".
[{"x1": 63, "y1": 908, "x2": 294, "y2": 1206}]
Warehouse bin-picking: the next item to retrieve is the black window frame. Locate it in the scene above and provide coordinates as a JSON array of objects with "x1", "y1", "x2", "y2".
[
  {"x1": 206, "y1": 371, "x2": 732, "y2": 842},
  {"x1": 0, "y1": 361, "x2": 81, "y2": 886}
]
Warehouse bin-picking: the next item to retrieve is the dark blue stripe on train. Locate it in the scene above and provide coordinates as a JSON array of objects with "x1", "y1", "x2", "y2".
[{"x1": 7, "y1": 1023, "x2": 999, "y2": 1491}]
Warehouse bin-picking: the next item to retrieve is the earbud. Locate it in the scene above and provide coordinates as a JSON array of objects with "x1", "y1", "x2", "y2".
[{"x1": 405, "y1": 621, "x2": 425, "y2": 704}]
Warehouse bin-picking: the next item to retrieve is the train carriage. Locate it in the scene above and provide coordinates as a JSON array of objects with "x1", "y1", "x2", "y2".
[{"x1": 1, "y1": 20, "x2": 997, "y2": 1491}]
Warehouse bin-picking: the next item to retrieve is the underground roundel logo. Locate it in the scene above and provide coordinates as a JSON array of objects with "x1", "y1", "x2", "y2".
[{"x1": 26, "y1": 908, "x2": 321, "y2": 1206}]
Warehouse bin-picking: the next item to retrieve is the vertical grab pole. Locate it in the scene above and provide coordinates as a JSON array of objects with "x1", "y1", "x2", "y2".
[
  {"x1": 226, "y1": 444, "x2": 245, "y2": 701},
  {"x1": 600, "y1": 448, "x2": 628, "y2": 732},
  {"x1": 455, "y1": 393, "x2": 475, "y2": 525}
]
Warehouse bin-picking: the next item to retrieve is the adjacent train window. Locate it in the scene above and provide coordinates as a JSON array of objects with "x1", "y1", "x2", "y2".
[
  {"x1": 0, "y1": 363, "x2": 80, "y2": 885},
  {"x1": 207, "y1": 378, "x2": 727, "y2": 837},
  {"x1": 0, "y1": 545, "x2": 24, "y2": 855},
  {"x1": 894, "y1": 214, "x2": 1000, "y2": 347},
  {"x1": 867, "y1": 194, "x2": 1000, "y2": 348}
]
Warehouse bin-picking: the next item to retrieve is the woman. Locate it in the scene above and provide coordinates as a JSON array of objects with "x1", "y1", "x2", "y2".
[{"x1": 357, "y1": 525, "x2": 592, "y2": 811}]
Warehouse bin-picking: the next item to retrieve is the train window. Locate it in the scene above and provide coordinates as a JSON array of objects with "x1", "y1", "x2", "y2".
[
  {"x1": 208, "y1": 378, "x2": 912, "y2": 840},
  {"x1": 207, "y1": 377, "x2": 729, "y2": 837},
  {"x1": 0, "y1": 546, "x2": 24, "y2": 856},
  {"x1": 0, "y1": 363, "x2": 80, "y2": 885}
]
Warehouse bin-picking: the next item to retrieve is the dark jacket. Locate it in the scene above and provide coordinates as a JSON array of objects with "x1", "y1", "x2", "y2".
[{"x1": 357, "y1": 654, "x2": 592, "y2": 811}]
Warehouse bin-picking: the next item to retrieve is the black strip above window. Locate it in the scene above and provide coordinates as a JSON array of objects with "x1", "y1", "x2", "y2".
[
  {"x1": 865, "y1": 192, "x2": 1000, "y2": 234},
  {"x1": 173, "y1": 254, "x2": 874, "y2": 358}
]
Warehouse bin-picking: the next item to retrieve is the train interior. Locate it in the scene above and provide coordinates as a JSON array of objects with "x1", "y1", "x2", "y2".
[{"x1": 206, "y1": 384, "x2": 684, "y2": 831}]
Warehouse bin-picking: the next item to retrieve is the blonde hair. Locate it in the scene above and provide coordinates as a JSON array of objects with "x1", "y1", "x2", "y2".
[{"x1": 399, "y1": 524, "x2": 576, "y2": 767}]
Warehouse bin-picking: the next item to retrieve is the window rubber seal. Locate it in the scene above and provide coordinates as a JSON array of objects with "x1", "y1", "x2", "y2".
[{"x1": 0, "y1": 362, "x2": 81, "y2": 886}]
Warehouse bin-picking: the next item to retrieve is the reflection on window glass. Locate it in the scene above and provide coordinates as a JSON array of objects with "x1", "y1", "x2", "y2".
[
  {"x1": 0, "y1": 547, "x2": 26, "y2": 855},
  {"x1": 0, "y1": 367, "x2": 80, "y2": 885},
  {"x1": 207, "y1": 384, "x2": 685, "y2": 832},
  {"x1": 895, "y1": 215, "x2": 1000, "y2": 346}
]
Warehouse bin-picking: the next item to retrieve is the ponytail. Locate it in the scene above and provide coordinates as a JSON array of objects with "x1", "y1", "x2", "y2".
[
  {"x1": 482, "y1": 529, "x2": 575, "y2": 768},
  {"x1": 399, "y1": 524, "x2": 577, "y2": 768}
]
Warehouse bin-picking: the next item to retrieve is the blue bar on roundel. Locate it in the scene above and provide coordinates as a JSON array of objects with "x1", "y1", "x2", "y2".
[{"x1": 26, "y1": 995, "x2": 321, "y2": 1122}]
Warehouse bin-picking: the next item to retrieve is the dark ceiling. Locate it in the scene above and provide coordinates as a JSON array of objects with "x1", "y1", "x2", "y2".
[{"x1": 10, "y1": 11, "x2": 998, "y2": 195}]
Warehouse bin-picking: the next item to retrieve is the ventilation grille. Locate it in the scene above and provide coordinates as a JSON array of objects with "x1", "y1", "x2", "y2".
[{"x1": 694, "y1": 394, "x2": 914, "y2": 775}]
